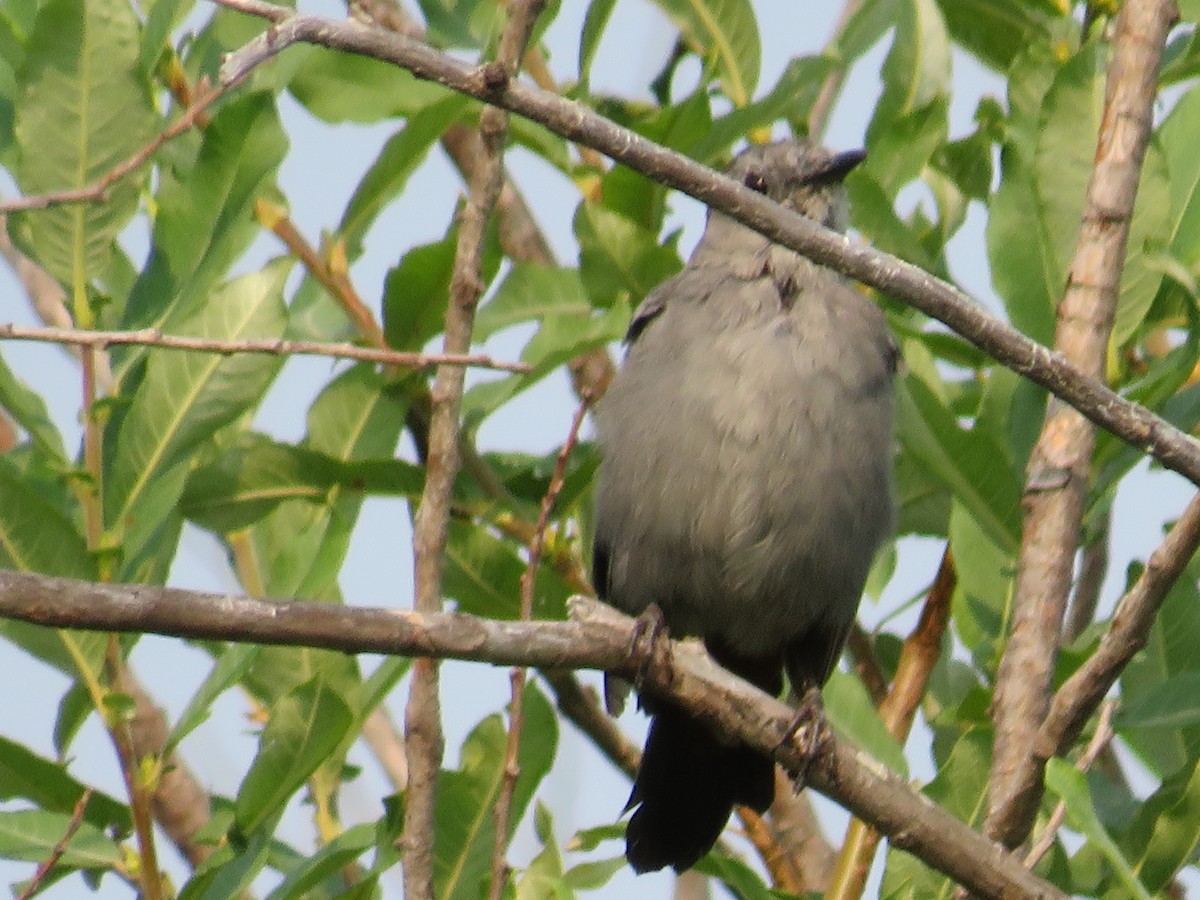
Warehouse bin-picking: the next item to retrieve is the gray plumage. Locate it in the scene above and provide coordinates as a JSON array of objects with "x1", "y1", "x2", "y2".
[{"x1": 592, "y1": 140, "x2": 896, "y2": 873}]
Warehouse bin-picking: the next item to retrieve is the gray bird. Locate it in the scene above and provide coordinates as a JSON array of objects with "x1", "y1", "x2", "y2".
[{"x1": 592, "y1": 139, "x2": 897, "y2": 874}]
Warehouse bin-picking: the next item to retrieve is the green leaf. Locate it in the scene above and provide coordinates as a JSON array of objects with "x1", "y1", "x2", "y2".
[
  {"x1": 1120, "y1": 558, "x2": 1200, "y2": 776},
  {"x1": 0, "y1": 460, "x2": 105, "y2": 686},
  {"x1": 264, "y1": 823, "x2": 376, "y2": 900},
  {"x1": 0, "y1": 457, "x2": 91, "y2": 577},
  {"x1": 863, "y1": 98, "x2": 948, "y2": 199},
  {"x1": 1158, "y1": 83, "x2": 1200, "y2": 274},
  {"x1": 578, "y1": 0, "x2": 617, "y2": 91},
  {"x1": 340, "y1": 95, "x2": 471, "y2": 251},
  {"x1": 443, "y1": 520, "x2": 571, "y2": 621},
  {"x1": 122, "y1": 93, "x2": 288, "y2": 333},
  {"x1": 1045, "y1": 758, "x2": 1152, "y2": 900},
  {"x1": 288, "y1": 47, "x2": 455, "y2": 123},
  {"x1": 934, "y1": 0, "x2": 1060, "y2": 72},
  {"x1": 574, "y1": 203, "x2": 682, "y2": 311},
  {"x1": 181, "y1": 821, "x2": 275, "y2": 900},
  {"x1": 825, "y1": 670, "x2": 908, "y2": 776},
  {"x1": 414, "y1": 0, "x2": 503, "y2": 48},
  {"x1": 1125, "y1": 760, "x2": 1200, "y2": 892},
  {"x1": 986, "y1": 42, "x2": 1060, "y2": 344},
  {"x1": 474, "y1": 264, "x2": 592, "y2": 339},
  {"x1": 245, "y1": 364, "x2": 408, "y2": 600},
  {"x1": 167, "y1": 644, "x2": 261, "y2": 753},
  {"x1": 591, "y1": 89, "x2": 713, "y2": 228},
  {"x1": 463, "y1": 266, "x2": 627, "y2": 420},
  {"x1": 139, "y1": 0, "x2": 194, "y2": 73},
  {"x1": 882, "y1": 727, "x2": 990, "y2": 896},
  {"x1": 1117, "y1": 672, "x2": 1200, "y2": 730},
  {"x1": 948, "y1": 501, "x2": 1010, "y2": 667},
  {"x1": 693, "y1": 55, "x2": 834, "y2": 162},
  {"x1": 847, "y1": 171, "x2": 938, "y2": 272},
  {"x1": 10, "y1": 0, "x2": 156, "y2": 293},
  {"x1": 0, "y1": 735, "x2": 130, "y2": 833},
  {"x1": 0, "y1": 351, "x2": 65, "y2": 461},
  {"x1": 235, "y1": 677, "x2": 354, "y2": 835},
  {"x1": 833, "y1": 0, "x2": 902, "y2": 65},
  {"x1": 181, "y1": 433, "x2": 423, "y2": 534},
  {"x1": 649, "y1": 0, "x2": 760, "y2": 105},
  {"x1": 695, "y1": 852, "x2": 774, "y2": 898},
  {"x1": 383, "y1": 219, "x2": 502, "y2": 351},
  {"x1": 105, "y1": 260, "x2": 289, "y2": 570},
  {"x1": 868, "y1": 0, "x2": 950, "y2": 144},
  {"x1": 434, "y1": 684, "x2": 558, "y2": 900},
  {"x1": 0, "y1": 810, "x2": 122, "y2": 869},
  {"x1": 896, "y1": 375, "x2": 1022, "y2": 553}
]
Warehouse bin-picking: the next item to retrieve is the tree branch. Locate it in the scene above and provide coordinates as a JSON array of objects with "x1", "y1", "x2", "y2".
[
  {"x1": 0, "y1": 323, "x2": 529, "y2": 372},
  {"x1": 214, "y1": 7, "x2": 1200, "y2": 490},
  {"x1": 0, "y1": 570, "x2": 1064, "y2": 900},
  {"x1": 405, "y1": 3, "x2": 543, "y2": 896},
  {"x1": 986, "y1": 0, "x2": 1177, "y2": 848},
  {"x1": 1039, "y1": 491, "x2": 1200, "y2": 758}
]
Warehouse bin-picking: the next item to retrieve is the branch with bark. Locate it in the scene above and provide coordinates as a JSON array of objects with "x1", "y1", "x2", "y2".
[
  {"x1": 986, "y1": 0, "x2": 1178, "y2": 849},
  {"x1": 0, "y1": 569, "x2": 1062, "y2": 900},
  {"x1": 215, "y1": 4, "x2": 1200, "y2": 490}
]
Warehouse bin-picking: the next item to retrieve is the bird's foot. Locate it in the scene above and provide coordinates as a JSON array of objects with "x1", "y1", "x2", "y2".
[
  {"x1": 776, "y1": 685, "x2": 829, "y2": 789},
  {"x1": 630, "y1": 603, "x2": 673, "y2": 694}
]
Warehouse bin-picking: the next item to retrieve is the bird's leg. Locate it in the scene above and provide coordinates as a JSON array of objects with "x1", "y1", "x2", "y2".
[
  {"x1": 604, "y1": 603, "x2": 673, "y2": 716},
  {"x1": 631, "y1": 602, "x2": 673, "y2": 693},
  {"x1": 776, "y1": 684, "x2": 830, "y2": 789}
]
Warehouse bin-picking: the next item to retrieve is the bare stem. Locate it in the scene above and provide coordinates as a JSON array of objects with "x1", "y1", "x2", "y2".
[
  {"x1": 491, "y1": 392, "x2": 591, "y2": 900},
  {"x1": 0, "y1": 322, "x2": 529, "y2": 372},
  {"x1": 404, "y1": 3, "x2": 544, "y2": 896},
  {"x1": 16, "y1": 789, "x2": 94, "y2": 900}
]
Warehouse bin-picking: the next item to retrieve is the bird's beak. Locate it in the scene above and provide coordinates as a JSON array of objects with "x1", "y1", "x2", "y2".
[{"x1": 807, "y1": 149, "x2": 867, "y2": 185}]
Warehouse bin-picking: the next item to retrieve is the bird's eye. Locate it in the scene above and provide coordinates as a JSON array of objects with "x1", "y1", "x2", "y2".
[{"x1": 743, "y1": 172, "x2": 768, "y2": 193}]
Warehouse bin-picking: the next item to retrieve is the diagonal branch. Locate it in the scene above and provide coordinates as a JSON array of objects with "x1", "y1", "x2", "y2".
[
  {"x1": 1039, "y1": 491, "x2": 1200, "y2": 758},
  {"x1": 985, "y1": 0, "x2": 1177, "y2": 849},
  {"x1": 0, "y1": 569, "x2": 1064, "y2": 900},
  {"x1": 214, "y1": 7, "x2": 1200, "y2": 490}
]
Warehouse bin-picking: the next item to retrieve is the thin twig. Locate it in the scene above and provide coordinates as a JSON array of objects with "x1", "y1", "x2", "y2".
[
  {"x1": 0, "y1": 572, "x2": 1067, "y2": 900},
  {"x1": 1064, "y1": 508, "x2": 1112, "y2": 642},
  {"x1": 538, "y1": 669, "x2": 640, "y2": 775},
  {"x1": 255, "y1": 199, "x2": 387, "y2": 349},
  {"x1": 986, "y1": 0, "x2": 1177, "y2": 849},
  {"x1": 1024, "y1": 701, "x2": 1116, "y2": 869},
  {"x1": 213, "y1": 8, "x2": 1200, "y2": 490},
  {"x1": 846, "y1": 624, "x2": 889, "y2": 707},
  {"x1": 211, "y1": 0, "x2": 290, "y2": 21},
  {"x1": 1039, "y1": 491, "x2": 1200, "y2": 757},
  {"x1": 16, "y1": 789, "x2": 94, "y2": 900},
  {"x1": 0, "y1": 323, "x2": 529, "y2": 372},
  {"x1": 84, "y1": 331, "x2": 162, "y2": 900},
  {"x1": 405, "y1": 2, "x2": 544, "y2": 896},
  {"x1": 492, "y1": 390, "x2": 591, "y2": 900}
]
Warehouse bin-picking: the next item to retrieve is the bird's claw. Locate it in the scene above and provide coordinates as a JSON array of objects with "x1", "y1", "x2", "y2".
[
  {"x1": 776, "y1": 686, "x2": 829, "y2": 789},
  {"x1": 630, "y1": 603, "x2": 673, "y2": 694}
]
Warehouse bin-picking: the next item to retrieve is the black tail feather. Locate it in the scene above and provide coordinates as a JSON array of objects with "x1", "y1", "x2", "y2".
[{"x1": 624, "y1": 701, "x2": 774, "y2": 873}]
